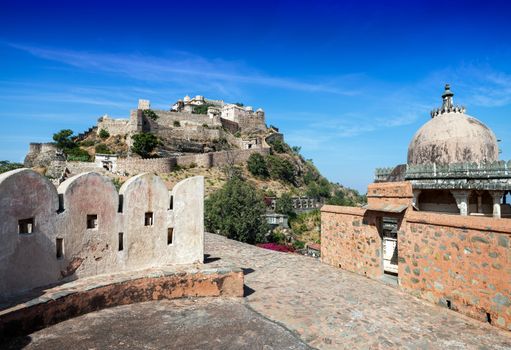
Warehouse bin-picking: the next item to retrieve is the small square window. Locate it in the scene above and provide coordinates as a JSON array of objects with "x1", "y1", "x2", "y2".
[
  {"x1": 167, "y1": 228, "x2": 174, "y2": 245},
  {"x1": 87, "y1": 215, "x2": 98, "y2": 229},
  {"x1": 18, "y1": 218, "x2": 34, "y2": 234},
  {"x1": 144, "y1": 212, "x2": 154, "y2": 226}
]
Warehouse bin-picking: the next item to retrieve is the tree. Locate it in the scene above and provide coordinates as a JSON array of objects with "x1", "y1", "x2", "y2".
[
  {"x1": 52, "y1": 129, "x2": 75, "y2": 149},
  {"x1": 142, "y1": 109, "x2": 159, "y2": 121},
  {"x1": 98, "y1": 129, "x2": 110, "y2": 139},
  {"x1": 131, "y1": 133, "x2": 159, "y2": 158},
  {"x1": 0, "y1": 161, "x2": 23, "y2": 174},
  {"x1": 266, "y1": 155, "x2": 296, "y2": 184},
  {"x1": 205, "y1": 176, "x2": 268, "y2": 244},
  {"x1": 192, "y1": 104, "x2": 212, "y2": 115},
  {"x1": 270, "y1": 138, "x2": 286, "y2": 153},
  {"x1": 275, "y1": 192, "x2": 294, "y2": 217},
  {"x1": 247, "y1": 153, "x2": 269, "y2": 178}
]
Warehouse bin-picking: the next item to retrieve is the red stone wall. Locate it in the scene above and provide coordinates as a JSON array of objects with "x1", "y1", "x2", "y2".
[
  {"x1": 321, "y1": 206, "x2": 383, "y2": 278},
  {"x1": 321, "y1": 194, "x2": 511, "y2": 331},
  {"x1": 400, "y1": 211, "x2": 511, "y2": 330},
  {"x1": 367, "y1": 181, "x2": 412, "y2": 207}
]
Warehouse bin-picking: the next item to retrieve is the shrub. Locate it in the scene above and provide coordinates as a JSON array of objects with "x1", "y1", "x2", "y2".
[
  {"x1": 173, "y1": 120, "x2": 181, "y2": 127},
  {"x1": 269, "y1": 138, "x2": 286, "y2": 153},
  {"x1": 202, "y1": 123, "x2": 209, "y2": 129},
  {"x1": 0, "y1": 161, "x2": 23, "y2": 174},
  {"x1": 79, "y1": 140, "x2": 96, "y2": 147},
  {"x1": 131, "y1": 133, "x2": 159, "y2": 158},
  {"x1": 112, "y1": 178, "x2": 124, "y2": 191},
  {"x1": 306, "y1": 178, "x2": 332, "y2": 199},
  {"x1": 247, "y1": 153, "x2": 269, "y2": 178},
  {"x1": 192, "y1": 104, "x2": 212, "y2": 115},
  {"x1": 205, "y1": 175, "x2": 268, "y2": 244},
  {"x1": 98, "y1": 129, "x2": 110, "y2": 139},
  {"x1": 142, "y1": 109, "x2": 159, "y2": 121},
  {"x1": 275, "y1": 192, "x2": 294, "y2": 217},
  {"x1": 292, "y1": 240, "x2": 305, "y2": 250},
  {"x1": 66, "y1": 147, "x2": 90, "y2": 162},
  {"x1": 256, "y1": 243, "x2": 294, "y2": 253},
  {"x1": 266, "y1": 155, "x2": 296, "y2": 184},
  {"x1": 95, "y1": 143, "x2": 112, "y2": 154}
]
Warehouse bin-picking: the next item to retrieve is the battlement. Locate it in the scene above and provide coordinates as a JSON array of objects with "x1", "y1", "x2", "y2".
[{"x1": 0, "y1": 169, "x2": 204, "y2": 299}]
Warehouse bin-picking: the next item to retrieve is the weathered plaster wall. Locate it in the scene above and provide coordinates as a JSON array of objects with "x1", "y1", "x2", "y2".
[
  {"x1": 0, "y1": 169, "x2": 204, "y2": 299},
  {"x1": 0, "y1": 169, "x2": 60, "y2": 297},
  {"x1": 321, "y1": 181, "x2": 511, "y2": 331}
]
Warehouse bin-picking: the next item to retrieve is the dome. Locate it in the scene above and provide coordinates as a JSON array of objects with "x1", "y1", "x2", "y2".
[{"x1": 407, "y1": 85, "x2": 499, "y2": 165}]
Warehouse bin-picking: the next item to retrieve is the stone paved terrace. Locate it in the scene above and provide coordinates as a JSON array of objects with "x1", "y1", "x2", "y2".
[
  {"x1": 204, "y1": 234, "x2": 511, "y2": 349},
  {"x1": 3, "y1": 233, "x2": 511, "y2": 349}
]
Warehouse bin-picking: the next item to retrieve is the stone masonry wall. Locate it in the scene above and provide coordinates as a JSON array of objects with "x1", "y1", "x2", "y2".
[
  {"x1": 97, "y1": 117, "x2": 130, "y2": 136},
  {"x1": 117, "y1": 148, "x2": 270, "y2": 175},
  {"x1": 116, "y1": 158, "x2": 176, "y2": 175},
  {"x1": 0, "y1": 169, "x2": 204, "y2": 299},
  {"x1": 321, "y1": 206, "x2": 383, "y2": 278},
  {"x1": 400, "y1": 212, "x2": 511, "y2": 330},
  {"x1": 321, "y1": 181, "x2": 511, "y2": 331}
]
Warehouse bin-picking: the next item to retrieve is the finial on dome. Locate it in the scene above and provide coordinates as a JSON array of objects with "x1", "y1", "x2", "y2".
[
  {"x1": 441, "y1": 84, "x2": 454, "y2": 110},
  {"x1": 430, "y1": 84, "x2": 465, "y2": 118}
]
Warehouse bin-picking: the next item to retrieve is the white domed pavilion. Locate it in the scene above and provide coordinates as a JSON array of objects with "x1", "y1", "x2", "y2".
[{"x1": 375, "y1": 85, "x2": 510, "y2": 218}]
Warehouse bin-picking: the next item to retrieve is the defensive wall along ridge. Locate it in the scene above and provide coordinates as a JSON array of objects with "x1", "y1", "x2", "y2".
[{"x1": 321, "y1": 181, "x2": 511, "y2": 331}]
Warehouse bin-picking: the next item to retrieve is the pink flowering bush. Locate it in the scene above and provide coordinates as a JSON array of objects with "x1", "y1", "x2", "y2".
[{"x1": 256, "y1": 243, "x2": 295, "y2": 253}]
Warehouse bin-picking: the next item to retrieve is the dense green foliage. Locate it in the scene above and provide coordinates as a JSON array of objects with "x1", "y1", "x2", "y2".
[
  {"x1": 142, "y1": 109, "x2": 159, "y2": 121},
  {"x1": 266, "y1": 155, "x2": 296, "y2": 184},
  {"x1": 131, "y1": 132, "x2": 159, "y2": 158},
  {"x1": 95, "y1": 143, "x2": 112, "y2": 154},
  {"x1": 52, "y1": 129, "x2": 75, "y2": 150},
  {"x1": 269, "y1": 138, "x2": 287, "y2": 153},
  {"x1": 247, "y1": 153, "x2": 269, "y2": 178},
  {"x1": 66, "y1": 147, "x2": 90, "y2": 162},
  {"x1": 205, "y1": 176, "x2": 268, "y2": 244},
  {"x1": 98, "y1": 129, "x2": 110, "y2": 139},
  {"x1": 275, "y1": 192, "x2": 294, "y2": 217},
  {"x1": 0, "y1": 161, "x2": 23, "y2": 174},
  {"x1": 192, "y1": 104, "x2": 212, "y2": 115},
  {"x1": 306, "y1": 178, "x2": 332, "y2": 199},
  {"x1": 53, "y1": 129, "x2": 91, "y2": 161}
]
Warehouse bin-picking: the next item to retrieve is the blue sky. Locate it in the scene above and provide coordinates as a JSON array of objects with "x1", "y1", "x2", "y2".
[{"x1": 1, "y1": 0, "x2": 511, "y2": 192}]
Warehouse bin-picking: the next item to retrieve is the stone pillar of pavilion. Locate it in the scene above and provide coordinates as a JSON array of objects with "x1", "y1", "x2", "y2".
[
  {"x1": 476, "y1": 191, "x2": 484, "y2": 214},
  {"x1": 451, "y1": 190, "x2": 470, "y2": 216},
  {"x1": 490, "y1": 191, "x2": 505, "y2": 219},
  {"x1": 412, "y1": 189, "x2": 421, "y2": 209}
]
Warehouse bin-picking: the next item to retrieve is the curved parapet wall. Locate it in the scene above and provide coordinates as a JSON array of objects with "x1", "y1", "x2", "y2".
[
  {"x1": 0, "y1": 169, "x2": 60, "y2": 298},
  {"x1": 0, "y1": 169, "x2": 204, "y2": 299}
]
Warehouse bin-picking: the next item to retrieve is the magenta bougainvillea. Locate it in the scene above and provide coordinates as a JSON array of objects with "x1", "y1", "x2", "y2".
[{"x1": 256, "y1": 243, "x2": 295, "y2": 253}]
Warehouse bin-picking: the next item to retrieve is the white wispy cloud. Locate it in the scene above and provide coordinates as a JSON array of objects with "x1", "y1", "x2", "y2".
[{"x1": 9, "y1": 43, "x2": 359, "y2": 96}]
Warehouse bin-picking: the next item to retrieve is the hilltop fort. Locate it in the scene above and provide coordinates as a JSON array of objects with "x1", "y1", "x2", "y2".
[{"x1": 24, "y1": 95, "x2": 283, "y2": 180}]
